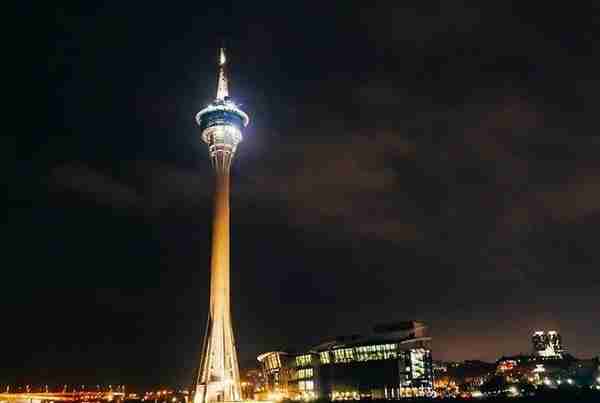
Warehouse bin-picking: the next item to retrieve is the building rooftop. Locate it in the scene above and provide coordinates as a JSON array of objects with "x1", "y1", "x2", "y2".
[{"x1": 310, "y1": 320, "x2": 429, "y2": 351}]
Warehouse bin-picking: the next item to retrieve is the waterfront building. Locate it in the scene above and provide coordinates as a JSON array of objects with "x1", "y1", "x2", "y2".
[{"x1": 257, "y1": 321, "x2": 434, "y2": 400}]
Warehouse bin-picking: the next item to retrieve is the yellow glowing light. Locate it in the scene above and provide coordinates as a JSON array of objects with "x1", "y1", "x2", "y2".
[{"x1": 267, "y1": 392, "x2": 286, "y2": 401}]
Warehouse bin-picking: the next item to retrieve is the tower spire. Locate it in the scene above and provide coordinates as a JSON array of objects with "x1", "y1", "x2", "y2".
[{"x1": 216, "y1": 47, "x2": 229, "y2": 100}]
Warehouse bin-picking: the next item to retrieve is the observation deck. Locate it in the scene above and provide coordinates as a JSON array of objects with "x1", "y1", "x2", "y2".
[
  {"x1": 196, "y1": 98, "x2": 249, "y2": 171},
  {"x1": 196, "y1": 98, "x2": 249, "y2": 142}
]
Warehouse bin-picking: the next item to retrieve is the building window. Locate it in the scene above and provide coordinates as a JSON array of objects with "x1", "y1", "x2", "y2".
[
  {"x1": 320, "y1": 351, "x2": 330, "y2": 364},
  {"x1": 410, "y1": 349, "x2": 427, "y2": 379},
  {"x1": 266, "y1": 354, "x2": 281, "y2": 370},
  {"x1": 333, "y1": 348, "x2": 355, "y2": 363},
  {"x1": 297, "y1": 368, "x2": 313, "y2": 379},
  {"x1": 296, "y1": 354, "x2": 312, "y2": 367},
  {"x1": 299, "y1": 381, "x2": 314, "y2": 391},
  {"x1": 354, "y1": 344, "x2": 397, "y2": 362}
]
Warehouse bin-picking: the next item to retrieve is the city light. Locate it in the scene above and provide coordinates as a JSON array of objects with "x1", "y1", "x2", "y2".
[
  {"x1": 267, "y1": 392, "x2": 286, "y2": 401},
  {"x1": 9, "y1": 8, "x2": 600, "y2": 403}
]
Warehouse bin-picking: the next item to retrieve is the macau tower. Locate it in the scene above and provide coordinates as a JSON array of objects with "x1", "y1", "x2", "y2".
[{"x1": 192, "y1": 48, "x2": 249, "y2": 403}]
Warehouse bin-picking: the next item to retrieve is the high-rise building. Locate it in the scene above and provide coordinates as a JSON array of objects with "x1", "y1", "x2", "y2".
[
  {"x1": 532, "y1": 330, "x2": 563, "y2": 359},
  {"x1": 532, "y1": 331, "x2": 546, "y2": 354},
  {"x1": 192, "y1": 48, "x2": 250, "y2": 403},
  {"x1": 547, "y1": 331, "x2": 563, "y2": 355}
]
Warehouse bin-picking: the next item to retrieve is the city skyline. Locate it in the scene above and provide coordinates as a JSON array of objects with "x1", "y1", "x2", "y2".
[{"x1": 7, "y1": 1, "x2": 600, "y2": 389}]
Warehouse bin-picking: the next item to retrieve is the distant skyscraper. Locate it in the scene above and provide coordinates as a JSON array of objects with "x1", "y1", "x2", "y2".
[
  {"x1": 532, "y1": 330, "x2": 563, "y2": 359},
  {"x1": 532, "y1": 331, "x2": 545, "y2": 353},
  {"x1": 192, "y1": 48, "x2": 249, "y2": 403}
]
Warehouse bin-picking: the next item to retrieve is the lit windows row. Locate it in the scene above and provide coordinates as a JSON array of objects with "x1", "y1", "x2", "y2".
[
  {"x1": 326, "y1": 344, "x2": 398, "y2": 364},
  {"x1": 295, "y1": 354, "x2": 312, "y2": 367},
  {"x1": 264, "y1": 353, "x2": 282, "y2": 370},
  {"x1": 355, "y1": 344, "x2": 397, "y2": 361},
  {"x1": 356, "y1": 343, "x2": 396, "y2": 353},
  {"x1": 331, "y1": 391, "x2": 360, "y2": 401},
  {"x1": 296, "y1": 368, "x2": 313, "y2": 380},
  {"x1": 298, "y1": 380, "x2": 314, "y2": 391},
  {"x1": 333, "y1": 348, "x2": 354, "y2": 363}
]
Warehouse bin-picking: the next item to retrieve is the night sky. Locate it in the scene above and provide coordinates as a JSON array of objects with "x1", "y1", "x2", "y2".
[{"x1": 8, "y1": 1, "x2": 599, "y2": 389}]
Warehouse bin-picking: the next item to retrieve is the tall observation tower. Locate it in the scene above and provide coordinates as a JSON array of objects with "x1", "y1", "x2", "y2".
[{"x1": 193, "y1": 48, "x2": 249, "y2": 403}]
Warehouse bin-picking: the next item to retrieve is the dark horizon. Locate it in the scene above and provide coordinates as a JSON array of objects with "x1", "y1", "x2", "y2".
[{"x1": 7, "y1": 1, "x2": 599, "y2": 389}]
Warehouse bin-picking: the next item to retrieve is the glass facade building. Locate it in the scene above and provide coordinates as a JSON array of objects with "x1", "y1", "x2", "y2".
[{"x1": 257, "y1": 321, "x2": 434, "y2": 400}]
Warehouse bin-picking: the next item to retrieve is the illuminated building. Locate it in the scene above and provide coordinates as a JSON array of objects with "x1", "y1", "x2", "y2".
[
  {"x1": 547, "y1": 331, "x2": 563, "y2": 356},
  {"x1": 192, "y1": 48, "x2": 250, "y2": 403},
  {"x1": 532, "y1": 330, "x2": 564, "y2": 359},
  {"x1": 494, "y1": 355, "x2": 533, "y2": 385},
  {"x1": 497, "y1": 359, "x2": 518, "y2": 373},
  {"x1": 256, "y1": 351, "x2": 293, "y2": 400},
  {"x1": 257, "y1": 321, "x2": 434, "y2": 400}
]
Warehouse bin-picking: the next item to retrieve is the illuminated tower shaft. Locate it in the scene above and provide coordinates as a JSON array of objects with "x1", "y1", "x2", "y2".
[{"x1": 194, "y1": 48, "x2": 249, "y2": 403}]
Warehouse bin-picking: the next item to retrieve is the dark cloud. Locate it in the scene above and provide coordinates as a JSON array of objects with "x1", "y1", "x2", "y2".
[
  {"x1": 246, "y1": 133, "x2": 421, "y2": 241},
  {"x1": 535, "y1": 170, "x2": 600, "y2": 223},
  {"x1": 51, "y1": 163, "x2": 143, "y2": 210}
]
